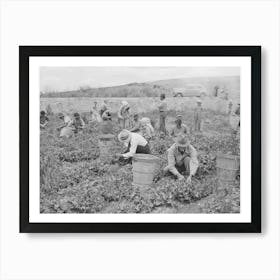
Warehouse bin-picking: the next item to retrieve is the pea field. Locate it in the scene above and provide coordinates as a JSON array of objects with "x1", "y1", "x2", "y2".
[{"x1": 40, "y1": 105, "x2": 240, "y2": 214}]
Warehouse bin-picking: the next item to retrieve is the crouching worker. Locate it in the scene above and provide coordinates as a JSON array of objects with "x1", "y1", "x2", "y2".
[
  {"x1": 164, "y1": 135, "x2": 199, "y2": 183},
  {"x1": 69, "y1": 112, "x2": 85, "y2": 134},
  {"x1": 100, "y1": 110, "x2": 114, "y2": 134},
  {"x1": 117, "y1": 130, "x2": 151, "y2": 164},
  {"x1": 57, "y1": 113, "x2": 73, "y2": 138},
  {"x1": 40, "y1": 110, "x2": 49, "y2": 129},
  {"x1": 140, "y1": 117, "x2": 155, "y2": 142}
]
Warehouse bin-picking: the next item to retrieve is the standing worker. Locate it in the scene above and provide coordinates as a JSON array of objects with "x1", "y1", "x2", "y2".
[
  {"x1": 164, "y1": 135, "x2": 199, "y2": 183},
  {"x1": 91, "y1": 101, "x2": 102, "y2": 123},
  {"x1": 235, "y1": 103, "x2": 240, "y2": 116},
  {"x1": 117, "y1": 130, "x2": 151, "y2": 164},
  {"x1": 194, "y1": 99, "x2": 203, "y2": 132},
  {"x1": 118, "y1": 100, "x2": 130, "y2": 129},
  {"x1": 229, "y1": 102, "x2": 240, "y2": 134},
  {"x1": 130, "y1": 113, "x2": 141, "y2": 132},
  {"x1": 227, "y1": 100, "x2": 233, "y2": 116},
  {"x1": 99, "y1": 100, "x2": 108, "y2": 118},
  {"x1": 158, "y1": 93, "x2": 168, "y2": 135},
  {"x1": 170, "y1": 115, "x2": 188, "y2": 138},
  {"x1": 234, "y1": 103, "x2": 240, "y2": 133}
]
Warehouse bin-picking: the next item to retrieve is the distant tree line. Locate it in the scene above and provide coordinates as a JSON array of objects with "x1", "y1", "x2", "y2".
[{"x1": 41, "y1": 83, "x2": 172, "y2": 98}]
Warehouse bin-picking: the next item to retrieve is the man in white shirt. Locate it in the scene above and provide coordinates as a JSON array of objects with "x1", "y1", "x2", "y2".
[{"x1": 117, "y1": 130, "x2": 151, "y2": 164}]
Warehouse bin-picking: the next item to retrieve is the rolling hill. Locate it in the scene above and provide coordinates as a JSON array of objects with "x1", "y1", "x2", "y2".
[{"x1": 41, "y1": 75, "x2": 240, "y2": 100}]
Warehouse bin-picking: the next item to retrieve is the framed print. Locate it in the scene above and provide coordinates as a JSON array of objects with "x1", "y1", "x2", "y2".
[{"x1": 20, "y1": 46, "x2": 261, "y2": 233}]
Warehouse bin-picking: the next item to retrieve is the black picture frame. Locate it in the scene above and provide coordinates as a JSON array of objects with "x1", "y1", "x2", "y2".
[{"x1": 20, "y1": 46, "x2": 261, "y2": 233}]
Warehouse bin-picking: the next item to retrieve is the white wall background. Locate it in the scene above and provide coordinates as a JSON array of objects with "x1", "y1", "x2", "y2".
[{"x1": 0, "y1": 0, "x2": 279, "y2": 279}]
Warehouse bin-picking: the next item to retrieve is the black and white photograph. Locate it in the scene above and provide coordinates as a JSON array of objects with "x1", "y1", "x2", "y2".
[
  {"x1": 39, "y1": 66, "x2": 241, "y2": 214},
  {"x1": 20, "y1": 46, "x2": 260, "y2": 232}
]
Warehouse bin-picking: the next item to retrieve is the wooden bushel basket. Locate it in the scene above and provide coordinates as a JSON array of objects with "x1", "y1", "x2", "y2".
[
  {"x1": 216, "y1": 153, "x2": 240, "y2": 183},
  {"x1": 132, "y1": 154, "x2": 160, "y2": 187}
]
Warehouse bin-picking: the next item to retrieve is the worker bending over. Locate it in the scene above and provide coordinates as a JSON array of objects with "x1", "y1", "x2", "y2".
[
  {"x1": 117, "y1": 130, "x2": 151, "y2": 164},
  {"x1": 40, "y1": 111, "x2": 49, "y2": 129}
]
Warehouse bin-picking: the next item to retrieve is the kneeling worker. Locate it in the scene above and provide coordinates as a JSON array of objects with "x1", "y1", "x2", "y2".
[
  {"x1": 164, "y1": 135, "x2": 199, "y2": 183},
  {"x1": 100, "y1": 110, "x2": 114, "y2": 134},
  {"x1": 117, "y1": 130, "x2": 151, "y2": 164},
  {"x1": 69, "y1": 112, "x2": 85, "y2": 134}
]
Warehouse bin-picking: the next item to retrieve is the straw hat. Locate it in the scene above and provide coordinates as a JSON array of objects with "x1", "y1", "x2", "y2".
[
  {"x1": 121, "y1": 100, "x2": 129, "y2": 107},
  {"x1": 175, "y1": 115, "x2": 183, "y2": 123},
  {"x1": 175, "y1": 135, "x2": 189, "y2": 148},
  {"x1": 196, "y1": 99, "x2": 202, "y2": 104},
  {"x1": 118, "y1": 130, "x2": 131, "y2": 143},
  {"x1": 140, "y1": 117, "x2": 151, "y2": 125},
  {"x1": 102, "y1": 110, "x2": 111, "y2": 120}
]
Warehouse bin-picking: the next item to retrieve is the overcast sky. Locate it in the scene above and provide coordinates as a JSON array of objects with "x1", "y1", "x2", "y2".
[{"x1": 40, "y1": 67, "x2": 240, "y2": 92}]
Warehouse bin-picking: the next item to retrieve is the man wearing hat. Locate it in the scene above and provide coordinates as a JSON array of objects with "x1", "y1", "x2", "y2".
[
  {"x1": 58, "y1": 112, "x2": 72, "y2": 125},
  {"x1": 194, "y1": 99, "x2": 203, "y2": 132},
  {"x1": 117, "y1": 130, "x2": 151, "y2": 164},
  {"x1": 69, "y1": 112, "x2": 85, "y2": 134},
  {"x1": 118, "y1": 100, "x2": 130, "y2": 129},
  {"x1": 100, "y1": 110, "x2": 114, "y2": 134},
  {"x1": 57, "y1": 112, "x2": 72, "y2": 132},
  {"x1": 170, "y1": 115, "x2": 188, "y2": 138},
  {"x1": 164, "y1": 135, "x2": 199, "y2": 182},
  {"x1": 139, "y1": 117, "x2": 155, "y2": 142}
]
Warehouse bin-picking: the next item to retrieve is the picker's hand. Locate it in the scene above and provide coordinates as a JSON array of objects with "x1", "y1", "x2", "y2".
[
  {"x1": 121, "y1": 154, "x2": 130, "y2": 159},
  {"x1": 186, "y1": 175, "x2": 192, "y2": 184},
  {"x1": 177, "y1": 174, "x2": 184, "y2": 181}
]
